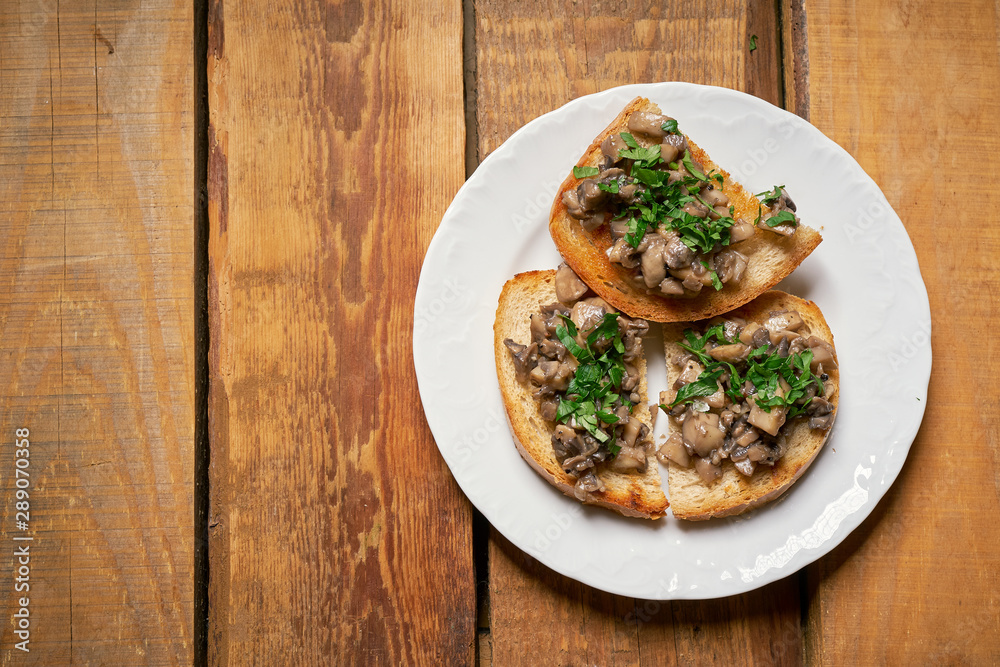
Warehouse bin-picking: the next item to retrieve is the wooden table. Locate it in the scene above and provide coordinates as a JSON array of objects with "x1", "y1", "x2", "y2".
[{"x1": 1, "y1": 0, "x2": 997, "y2": 664}]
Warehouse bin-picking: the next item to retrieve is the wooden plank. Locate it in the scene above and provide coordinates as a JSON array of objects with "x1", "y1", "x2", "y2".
[
  {"x1": 803, "y1": 0, "x2": 1000, "y2": 663},
  {"x1": 0, "y1": 0, "x2": 195, "y2": 664},
  {"x1": 473, "y1": 1, "x2": 803, "y2": 664},
  {"x1": 205, "y1": 0, "x2": 475, "y2": 663}
]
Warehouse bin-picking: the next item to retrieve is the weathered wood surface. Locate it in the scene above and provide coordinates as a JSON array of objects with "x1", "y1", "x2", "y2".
[
  {"x1": 473, "y1": 1, "x2": 802, "y2": 664},
  {"x1": 803, "y1": 0, "x2": 1000, "y2": 663},
  {"x1": 205, "y1": 0, "x2": 476, "y2": 663},
  {"x1": 0, "y1": 0, "x2": 195, "y2": 664}
]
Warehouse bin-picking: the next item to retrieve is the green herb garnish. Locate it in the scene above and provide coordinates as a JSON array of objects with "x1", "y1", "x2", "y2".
[
  {"x1": 765, "y1": 210, "x2": 798, "y2": 228},
  {"x1": 553, "y1": 313, "x2": 634, "y2": 453},
  {"x1": 700, "y1": 260, "x2": 723, "y2": 291},
  {"x1": 681, "y1": 151, "x2": 707, "y2": 181},
  {"x1": 573, "y1": 165, "x2": 600, "y2": 179},
  {"x1": 756, "y1": 184, "x2": 785, "y2": 206},
  {"x1": 671, "y1": 325, "x2": 823, "y2": 415},
  {"x1": 661, "y1": 119, "x2": 679, "y2": 135},
  {"x1": 749, "y1": 35, "x2": 758, "y2": 52}
]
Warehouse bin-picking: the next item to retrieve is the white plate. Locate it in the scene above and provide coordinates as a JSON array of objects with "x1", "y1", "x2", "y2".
[{"x1": 413, "y1": 83, "x2": 931, "y2": 600}]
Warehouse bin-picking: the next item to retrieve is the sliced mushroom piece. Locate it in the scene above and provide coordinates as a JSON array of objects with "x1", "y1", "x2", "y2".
[
  {"x1": 745, "y1": 442, "x2": 774, "y2": 463},
  {"x1": 807, "y1": 397, "x2": 835, "y2": 430},
  {"x1": 694, "y1": 457, "x2": 723, "y2": 484},
  {"x1": 554, "y1": 264, "x2": 589, "y2": 304},
  {"x1": 610, "y1": 219, "x2": 630, "y2": 240},
  {"x1": 704, "y1": 382, "x2": 727, "y2": 409},
  {"x1": 713, "y1": 248, "x2": 748, "y2": 284},
  {"x1": 562, "y1": 188, "x2": 588, "y2": 219},
  {"x1": 674, "y1": 359, "x2": 704, "y2": 389},
  {"x1": 659, "y1": 141, "x2": 681, "y2": 164},
  {"x1": 621, "y1": 364, "x2": 640, "y2": 392},
  {"x1": 734, "y1": 458, "x2": 757, "y2": 477},
  {"x1": 609, "y1": 443, "x2": 647, "y2": 473},
  {"x1": 529, "y1": 360, "x2": 564, "y2": 389},
  {"x1": 573, "y1": 470, "x2": 605, "y2": 500},
  {"x1": 570, "y1": 297, "x2": 612, "y2": 336},
  {"x1": 806, "y1": 336, "x2": 839, "y2": 371},
  {"x1": 657, "y1": 433, "x2": 690, "y2": 467},
  {"x1": 669, "y1": 263, "x2": 714, "y2": 288},
  {"x1": 739, "y1": 321, "x2": 762, "y2": 345},
  {"x1": 617, "y1": 182, "x2": 643, "y2": 205},
  {"x1": 762, "y1": 215, "x2": 797, "y2": 236},
  {"x1": 580, "y1": 213, "x2": 605, "y2": 232},
  {"x1": 601, "y1": 134, "x2": 629, "y2": 163},
  {"x1": 640, "y1": 237, "x2": 668, "y2": 288},
  {"x1": 681, "y1": 274, "x2": 704, "y2": 293},
  {"x1": 539, "y1": 399, "x2": 558, "y2": 422},
  {"x1": 621, "y1": 416, "x2": 644, "y2": 447},
  {"x1": 701, "y1": 186, "x2": 729, "y2": 207},
  {"x1": 577, "y1": 179, "x2": 608, "y2": 211},
  {"x1": 504, "y1": 339, "x2": 537, "y2": 382},
  {"x1": 729, "y1": 219, "x2": 756, "y2": 243},
  {"x1": 748, "y1": 400, "x2": 787, "y2": 436},
  {"x1": 775, "y1": 336, "x2": 791, "y2": 358},
  {"x1": 736, "y1": 425, "x2": 760, "y2": 447},
  {"x1": 788, "y1": 336, "x2": 808, "y2": 356},
  {"x1": 538, "y1": 338, "x2": 566, "y2": 360},
  {"x1": 627, "y1": 111, "x2": 672, "y2": 139},
  {"x1": 751, "y1": 327, "x2": 771, "y2": 350},
  {"x1": 658, "y1": 231, "x2": 695, "y2": 270},
  {"x1": 659, "y1": 277, "x2": 685, "y2": 296},
  {"x1": 708, "y1": 342, "x2": 749, "y2": 363},
  {"x1": 766, "y1": 310, "x2": 806, "y2": 332},
  {"x1": 682, "y1": 411, "x2": 726, "y2": 457},
  {"x1": 609, "y1": 238, "x2": 640, "y2": 269},
  {"x1": 662, "y1": 133, "x2": 689, "y2": 155},
  {"x1": 682, "y1": 200, "x2": 709, "y2": 218}
]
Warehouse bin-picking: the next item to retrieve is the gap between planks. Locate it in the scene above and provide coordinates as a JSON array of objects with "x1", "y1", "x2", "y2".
[{"x1": 193, "y1": 0, "x2": 211, "y2": 664}]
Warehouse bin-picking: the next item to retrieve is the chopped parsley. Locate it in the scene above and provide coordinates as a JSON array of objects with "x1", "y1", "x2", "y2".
[
  {"x1": 749, "y1": 35, "x2": 758, "y2": 52},
  {"x1": 661, "y1": 119, "x2": 679, "y2": 135},
  {"x1": 553, "y1": 313, "x2": 633, "y2": 455},
  {"x1": 700, "y1": 260, "x2": 724, "y2": 290},
  {"x1": 756, "y1": 184, "x2": 786, "y2": 206},
  {"x1": 608, "y1": 143, "x2": 734, "y2": 268},
  {"x1": 573, "y1": 165, "x2": 600, "y2": 179},
  {"x1": 765, "y1": 210, "x2": 798, "y2": 228},
  {"x1": 754, "y1": 185, "x2": 798, "y2": 228},
  {"x1": 671, "y1": 324, "x2": 823, "y2": 417}
]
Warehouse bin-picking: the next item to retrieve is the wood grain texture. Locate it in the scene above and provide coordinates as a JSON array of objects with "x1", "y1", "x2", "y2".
[
  {"x1": 206, "y1": 0, "x2": 475, "y2": 663},
  {"x1": 474, "y1": 1, "x2": 803, "y2": 664},
  {"x1": 0, "y1": 0, "x2": 194, "y2": 664},
  {"x1": 804, "y1": 0, "x2": 1000, "y2": 663}
]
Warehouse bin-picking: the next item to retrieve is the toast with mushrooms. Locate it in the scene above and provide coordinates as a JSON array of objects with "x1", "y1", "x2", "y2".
[
  {"x1": 494, "y1": 267, "x2": 668, "y2": 519},
  {"x1": 658, "y1": 291, "x2": 838, "y2": 520},
  {"x1": 550, "y1": 96, "x2": 822, "y2": 323}
]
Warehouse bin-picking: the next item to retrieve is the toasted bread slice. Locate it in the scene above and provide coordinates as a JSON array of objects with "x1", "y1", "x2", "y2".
[
  {"x1": 494, "y1": 270, "x2": 668, "y2": 519},
  {"x1": 549, "y1": 97, "x2": 822, "y2": 323},
  {"x1": 662, "y1": 291, "x2": 839, "y2": 520}
]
